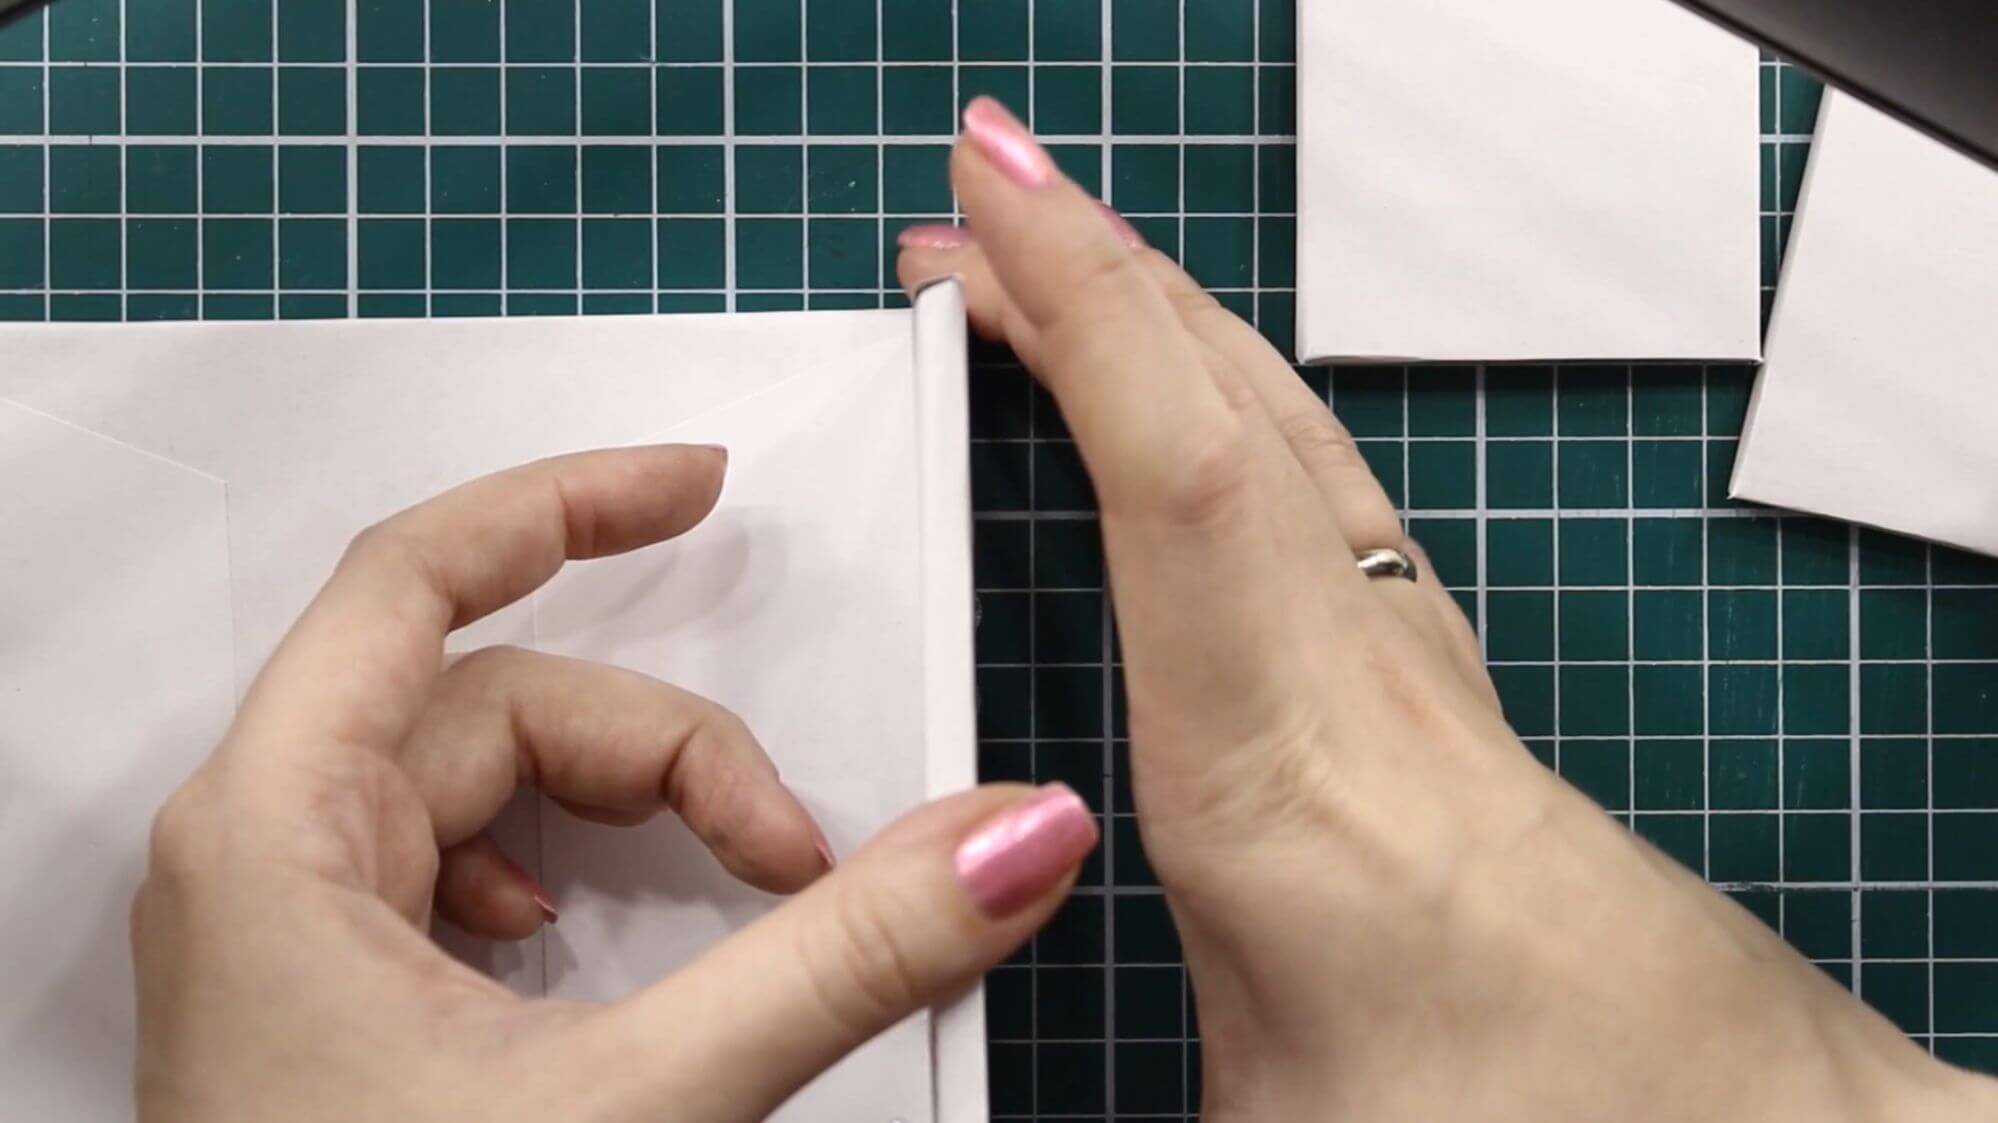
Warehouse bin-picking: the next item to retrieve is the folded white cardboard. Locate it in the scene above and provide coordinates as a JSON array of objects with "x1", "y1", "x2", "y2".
[
  {"x1": 1296, "y1": 0, "x2": 1762, "y2": 364},
  {"x1": 0, "y1": 281, "x2": 985, "y2": 1121},
  {"x1": 1732, "y1": 94, "x2": 1998, "y2": 556}
]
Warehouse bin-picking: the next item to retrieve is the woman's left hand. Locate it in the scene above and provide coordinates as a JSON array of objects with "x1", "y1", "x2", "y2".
[{"x1": 132, "y1": 445, "x2": 1096, "y2": 1122}]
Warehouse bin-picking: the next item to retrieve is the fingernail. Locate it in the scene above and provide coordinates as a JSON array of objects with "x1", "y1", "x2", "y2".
[
  {"x1": 898, "y1": 223, "x2": 975, "y2": 250},
  {"x1": 495, "y1": 849, "x2": 559, "y2": 924},
  {"x1": 1096, "y1": 202, "x2": 1145, "y2": 249},
  {"x1": 955, "y1": 784, "x2": 1098, "y2": 919},
  {"x1": 962, "y1": 96, "x2": 1055, "y2": 190},
  {"x1": 529, "y1": 882, "x2": 559, "y2": 925},
  {"x1": 696, "y1": 443, "x2": 728, "y2": 463},
  {"x1": 809, "y1": 818, "x2": 837, "y2": 871}
]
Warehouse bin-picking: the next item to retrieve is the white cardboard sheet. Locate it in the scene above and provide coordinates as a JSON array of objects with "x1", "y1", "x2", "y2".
[
  {"x1": 0, "y1": 281, "x2": 983, "y2": 1121},
  {"x1": 1296, "y1": 0, "x2": 1762, "y2": 364},
  {"x1": 1732, "y1": 94, "x2": 1998, "y2": 556}
]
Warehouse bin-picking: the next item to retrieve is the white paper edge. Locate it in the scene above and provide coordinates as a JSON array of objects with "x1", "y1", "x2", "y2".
[
  {"x1": 1727, "y1": 98, "x2": 1898, "y2": 540},
  {"x1": 910, "y1": 277, "x2": 988, "y2": 1123},
  {"x1": 1293, "y1": 0, "x2": 1318, "y2": 366},
  {"x1": 1728, "y1": 96, "x2": 1997, "y2": 558},
  {"x1": 1301, "y1": 349, "x2": 1769, "y2": 367},
  {"x1": 1729, "y1": 96, "x2": 1825, "y2": 508}
]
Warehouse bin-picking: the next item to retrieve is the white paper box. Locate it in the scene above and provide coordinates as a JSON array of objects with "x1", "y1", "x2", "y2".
[
  {"x1": 1296, "y1": 0, "x2": 1762, "y2": 364},
  {"x1": 0, "y1": 282, "x2": 985, "y2": 1121},
  {"x1": 1733, "y1": 94, "x2": 1998, "y2": 556}
]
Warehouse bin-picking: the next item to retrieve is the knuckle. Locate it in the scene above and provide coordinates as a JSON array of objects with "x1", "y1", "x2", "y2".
[
  {"x1": 692, "y1": 696, "x2": 754, "y2": 745},
  {"x1": 1274, "y1": 404, "x2": 1354, "y2": 467},
  {"x1": 341, "y1": 517, "x2": 402, "y2": 565},
  {"x1": 541, "y1": 468, "x2": 596, "y2": 560},
  {"x1": 1154, "y1": 419, "x2": 1254, "y2": 529},
  {"x1": 664, "y1": 725, "x2": 750, "y2": 831},
  {"x1": 1036, "y1": 249, "x2": 1153, "y2": 350},
  {"x1": 448, "y1": 642, "x2": 533, "y2": 685},
  {"x1": 434, "y1": 645, "x2": 539, "y2": 735},
  {"x1": 340, "y1": 518, "x2": 435, "y2": 592},
  {"x1": 1150, "y1": 267, "x2": 1223, "y2": 317},
  {"x1": 1167, "y1": 282, "x2": 1226, "y2": 324},
  {"x1": 1044, "y1": 310, "x2": 1150, "y2": 393},
  {"x1": 145, "y1": 783, "x2": 215, "y2": 883},
  {"x1": 1201, "y1": 349, "x2": 1264, "y2": 417},
  {"x1": 1063, "y1": 244, "x2": 1148, "y2": 314},
  {"x1": 799, "y1": 880, "x2": 928, "y2": 1038},
  {"x1": 1277, "y1": 408, "x2": 1407, "y2": 542},
  {"x1": 665, "y1": 695, "x2": 742, "y2": 768}
]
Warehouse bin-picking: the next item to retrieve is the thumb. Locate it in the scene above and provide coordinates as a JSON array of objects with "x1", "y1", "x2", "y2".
[{"x1": 583, "y1": 784, "x2": 1097, "y2": 1120}]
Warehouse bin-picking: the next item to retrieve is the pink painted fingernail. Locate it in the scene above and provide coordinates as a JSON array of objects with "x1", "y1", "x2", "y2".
[
  {"x1": 531, "y1": 885, "x2": 559, "y2": 925},
  {"x1": 1096, "y1": 202, "x2": 1145, "y2": 248},
  {"x1": 962, "y1": 96, "x2": 1055, "y2": 189},
  {"x1": 495, "y1": 850, "x2": 559, "y2": 924},
  {"x1": 955, "y1": 784, "x2": 1098, "y2": 919},
  {"x1": 809, "y1": 818, "x2": 837, "y2": 871},
  {"x1": 898, "y1": 224, "x2": 975, "y2": 250}
]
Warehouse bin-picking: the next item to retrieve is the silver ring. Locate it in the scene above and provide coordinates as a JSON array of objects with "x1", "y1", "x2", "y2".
[{"x1": 1356, "y1": 547, "x2": 1420, "y2": 582}]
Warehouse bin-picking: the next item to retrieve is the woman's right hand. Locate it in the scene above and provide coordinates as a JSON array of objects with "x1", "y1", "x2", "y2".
[{"x1": 899, "y1": 96, "x2": 1997, "y2": 1121}]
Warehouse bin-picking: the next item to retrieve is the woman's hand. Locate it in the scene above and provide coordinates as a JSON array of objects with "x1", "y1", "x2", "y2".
[
  {"x1": 131, "y1": 446, "x2": 1096, "y2": 1122},
  {"x1": 899, "y1": 97, "x2": 1998, "y2": 1121}
]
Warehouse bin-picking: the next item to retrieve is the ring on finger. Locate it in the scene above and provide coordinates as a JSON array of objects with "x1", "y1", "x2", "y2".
[{"x1": 1355, "y1": 547, "x2": 1420, "y2": 583}]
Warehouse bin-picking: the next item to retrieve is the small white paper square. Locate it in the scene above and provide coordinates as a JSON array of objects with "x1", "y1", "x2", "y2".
[
  {"x1": 1733, "y1": 94, "x2": 1998, "y2": 557},
  {"x1": 1297, "y1": 0, "x2": 1763, "y2": 364}
]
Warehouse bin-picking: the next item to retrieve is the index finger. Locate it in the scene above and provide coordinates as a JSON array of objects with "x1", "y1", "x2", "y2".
[
  {"x1": 950, "y1": 98, "x2": 1242, "y2": 519},
  {"x1": 229, "y1": 445, "x2": 727, "y2": 759},
  {"x1": 944, "y1": 99, "x2": 1343, "y2": 759}
]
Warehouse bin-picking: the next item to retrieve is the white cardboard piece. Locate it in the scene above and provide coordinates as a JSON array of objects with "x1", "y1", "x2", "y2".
[
  {"x1": 1296, "y1": 0, "x2": 1762, "y2": 364},
  {"x1": 1732, "y1": 94, "x2": 1998, "y2": 556},
  {"x1": 0, "y1": 281, "x2": 984, "y2": 1121}
]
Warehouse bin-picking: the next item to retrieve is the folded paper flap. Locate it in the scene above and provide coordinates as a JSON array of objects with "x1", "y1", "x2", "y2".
[
  {"x1": 0, "y1": 394, "x2": 228, "y2": 488},
  {"x1": 0, "y1": 307, "x2": 900, "y2": 479},
  {"x1": 910, "y1": 278, "x2": 974, "y2": 796},
  {"x1": 0, "y1": 397, "x2": 233, "y2": 750},
  {"x1": 0, "y1": 400, "x2": 234, "y2": 1119},
  {"x1": 0, "y1": 309, "x2": 914, "y2": 696},
  {"x1": 907, "y1": 284, "x2": 990, "y2": 1123}
]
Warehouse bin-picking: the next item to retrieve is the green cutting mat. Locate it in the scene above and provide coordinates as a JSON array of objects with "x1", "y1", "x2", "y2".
[{"x1": 3, "y1": 0, "x2": 1995, "y2": 1113}]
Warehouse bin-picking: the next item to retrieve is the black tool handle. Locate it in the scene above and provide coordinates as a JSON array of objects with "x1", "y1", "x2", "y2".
[{"x1": 1669, "y1": 0, "x2": 1996, "y2": 170}]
